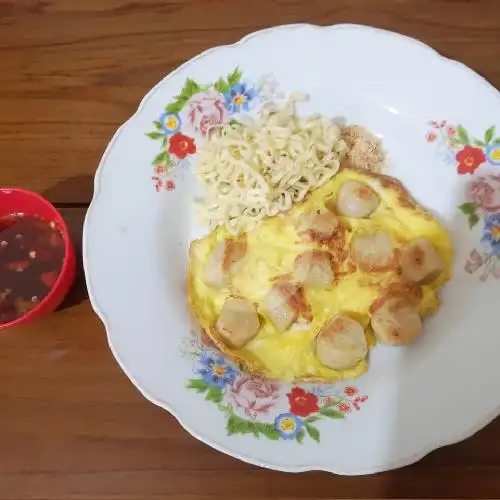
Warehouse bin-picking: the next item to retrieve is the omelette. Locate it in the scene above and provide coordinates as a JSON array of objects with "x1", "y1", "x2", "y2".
[{"x1": 187, "y1": 168, "x2": 453, "y2": 382}]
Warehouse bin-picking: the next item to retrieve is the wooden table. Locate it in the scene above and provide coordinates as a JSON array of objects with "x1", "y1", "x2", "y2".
[{"x1": 1, "y1": 1, "x2": 500, "y2": 498}]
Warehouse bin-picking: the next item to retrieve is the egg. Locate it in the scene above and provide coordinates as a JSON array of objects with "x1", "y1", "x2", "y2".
[{"x1": 187, "y1": 168, "x2": 453, "y2": 382}]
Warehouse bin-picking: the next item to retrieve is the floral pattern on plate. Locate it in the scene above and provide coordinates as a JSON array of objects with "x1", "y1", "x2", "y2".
[
  {"x1": 180, "y1": 332, "x2": 368, "y2": 443},
  {"x1": 146, "y1": 68, "x2": 281, "y2": 192},
  {"x1": 426, "y1": 121, "x2": 500, "y2": 174},
  {"x1": 427, "y1": 121, "x2": 500, "y2": 280}
]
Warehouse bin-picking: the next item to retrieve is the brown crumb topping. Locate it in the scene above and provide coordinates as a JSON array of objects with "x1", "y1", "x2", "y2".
[{"x1": 341, "y1": 125, "x2": 385, "y2": 172}]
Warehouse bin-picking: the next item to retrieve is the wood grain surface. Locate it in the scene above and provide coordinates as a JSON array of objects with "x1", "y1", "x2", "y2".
[{"x1": 1, "y1": 1, "x2": 500, "y2": 499}]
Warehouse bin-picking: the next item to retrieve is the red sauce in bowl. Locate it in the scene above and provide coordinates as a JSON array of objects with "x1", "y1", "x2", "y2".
[{"x1": 0, "y1": 214, "x2": 65, "y2": 325}]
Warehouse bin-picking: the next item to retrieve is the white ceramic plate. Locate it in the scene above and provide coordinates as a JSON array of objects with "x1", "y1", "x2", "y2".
[{"x1": 83, "y1": 24, "x2": 500, "y2": 475}]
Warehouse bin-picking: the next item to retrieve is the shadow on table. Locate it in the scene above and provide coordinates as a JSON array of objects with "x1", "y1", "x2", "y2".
[
  {"x1": 42, "y1": 176, "x2": 92, "y2": 311},
  {"x1": 42, "y1": 175, "x2": 95, "y2": 205},
  {"x1": 60, "y1": 222, "x2": 88, "y2": 311}
]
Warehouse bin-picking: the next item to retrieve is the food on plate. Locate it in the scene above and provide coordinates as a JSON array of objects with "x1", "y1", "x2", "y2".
[
  {"x1": 194, "y1": 94, "x2": 384, "y2": 232},
  {"x1": 216, "y1": 297, "x2": 260, "y2": 348},
  {"x1": 0, "y1": 214, "x2": 65, "y2": 325},
  {"x1": 187, "y1": 168, "x2": 453, "y2": 382},
  {"x1": 264, "y1": 281, "x2": 312, "y2": 332},
  {"x1": 329, "y1": 179, "x2": 380, "y2": 218},
  {"x1": 295, "y1": 251, "x2": 335, "y2": 288},
  {"x1": 371, "y1": 296, "x2": 422, "y2": 346},
  {"x1": 400, "y1": 238, "x2": 444, "y2": 284},
  {"x1": 341, "y1": 125, "x2": 385, "y2": 172},
  {"x1": 350, "y1": 229, "x2": 397, "y2": 272},
  {"x1": 315, "y1": 315, "x2": 368, "y2": 370},
  {"x1": 297, "y1": 210, "x2": 340, "y2": 244},
  {"x1": 203, "y1": 236, "x2": 247, "y2": 288}
]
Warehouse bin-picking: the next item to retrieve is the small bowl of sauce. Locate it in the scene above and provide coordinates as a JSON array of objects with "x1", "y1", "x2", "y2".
[{"x1": 0, "y1": 188, "x2": 76, "y2": 330}]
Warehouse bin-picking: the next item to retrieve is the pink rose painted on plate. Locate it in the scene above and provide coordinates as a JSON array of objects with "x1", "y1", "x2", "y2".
[
  {"x1": 146, "y1": 68, "x2": 264, "y2": 191},
  {"x1": 426, "y1": 121, "x2": 500, "y2": 281},
  {"x1": 185, "y1": 90, "x2": 228, "y2": 136},
  {"x1": 468, "y1": 175, "x2": 500, "y2": 213},
  {"x1": 227, "y1": 374, "x2": 280, "y2": 420}
]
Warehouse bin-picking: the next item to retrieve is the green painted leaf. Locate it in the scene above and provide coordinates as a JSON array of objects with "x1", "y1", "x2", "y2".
[
  {"x1": 172, "y1": 95, "x2": 189, "y2": 109},
  {"x1": 214, "y1": 79, "x2": 223, "y2": 92},
  {"x1": 224, "y1": 414, "x2": 285, "y2": 441},
  {"x1": 184, "y1": 77, "x2": 197, "y2": 91},
  {"x1": 226, "y1": 414, "x2": 252, "y2": 436},
  {"x1": 296, "y1": 428, "x2": 305, "y2": 444},
  {"x1": 146, "y1": 132, "x2": 164, "y2": 140},
  {"x1": 180, "y1": 78, "x2": 201, "y2": 101},
  {"x1": 474, "y1": 139, "x2": 487, "y2": 148},
  {"x1": 226, "y1": 415, "x2": 278, "y2": 438},
  {"x1": 305, "y1": 415, "x2": 321, "y2": 424},
  {"x1": 258, "y1": 423, "x2": 280, "y2": 441},
  {"x1": 165, "y1": 102, "x2": 183, "y2": 114},
  {"x1": 250, "y1": 423, "x2": 260, "y2": 438},
  {"x1": 319, "y1": 408, "x2": 345, "y2": 419},
  {"x1": 457, "y1": 125, "x2": 470, "y2": 145},
  {"x1": 187, "y1": 378, "x2": 209, "y2": 393},
  {"x1": 469, "y1": 213, "x2": 480, "y2": 228},
  {"x1": 217, "y1": 403, "x2": 234, "y2": 416},
  {"x1": 458, "y1": 202, "x2": 477, "y2": 215},
  {"x1": 493, "y1": 137, "x2": 500, "y2": 144},
  {"x1": 161, "y1": 136, "x2": 168, "y2": 148},
  {"x1": 214, "y1": 77, "x2": 229, "y2": 94},
  {"x1": 485, "y1": 126, "x2": 495, "y2": 144},
  {"x1": 153, "y1": 120, "x2": 163, "y2": 130},
  {"x1": 321, "y1": 399, "x2": 341, "y2": 409},
  {"x1": 251, "y1": 422, "x2": 279, "y2": 440},
  {"x1": 151, "y1": 150, "x2": 169, "y2": 165},
  {"x1": 305, "y1": 424, "x2": 320, "y2": 443},
  {"x1": 206, "y1": 386, "x2": 223, "y2": 403},
  {"x1": 227, "y1": 67, "x2": 242, "y2": 86}
]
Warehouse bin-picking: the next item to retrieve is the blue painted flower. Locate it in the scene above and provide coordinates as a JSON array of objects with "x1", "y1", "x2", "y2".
[
  {"x1": 159, "y1": 112, "x2": 181, "y2": 135},
  {"x1": 435, "y1": 147, "x2": 457, "y2": 166},
  {"x1": 274, "y1": 413, "x2": 303, "y2": 440},
  {"x1": 481, "y1": 213, "x2": 500, "y2": 256},
  {"x1": 196, "y1": 351, "x2": 238, "y2": 388},
  {"x1": 486, "y1": 143, "x2": 500, "y2": 166},
  {"x1": 224, "y1": 82, "x2": 257, "y2": 113},
  {"x1": 311, "y1": 385, "x2": 336, "y2": 398}
]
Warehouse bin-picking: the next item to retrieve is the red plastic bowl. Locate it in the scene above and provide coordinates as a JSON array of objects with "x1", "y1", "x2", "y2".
[{"x1": 0, "y1": 188, "x2": 76, "y2": 330}]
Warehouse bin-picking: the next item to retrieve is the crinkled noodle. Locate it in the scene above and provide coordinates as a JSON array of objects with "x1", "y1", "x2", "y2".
[{"x1": 194, "y1": 93, "x2": 348, "y2": 232}]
